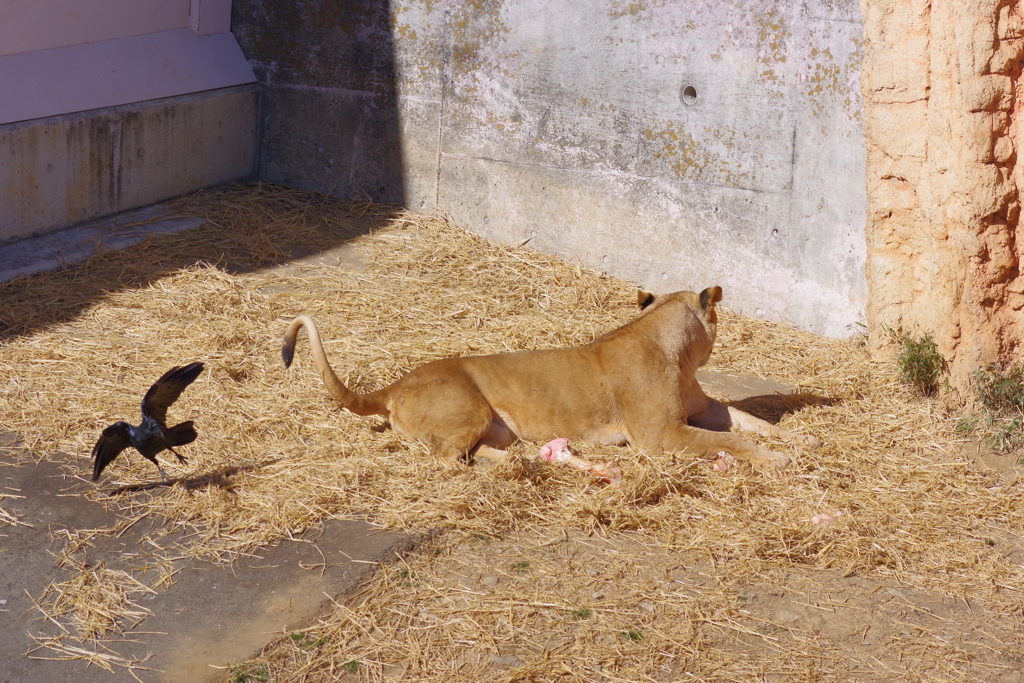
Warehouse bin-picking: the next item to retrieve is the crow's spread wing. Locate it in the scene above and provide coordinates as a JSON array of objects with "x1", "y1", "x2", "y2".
[
  {"x1": 92, "y1": 423, "x2": 133, "y2": 481},
  {"x1": 140, "y1": 362, "x2": 204, "y2": 425}
]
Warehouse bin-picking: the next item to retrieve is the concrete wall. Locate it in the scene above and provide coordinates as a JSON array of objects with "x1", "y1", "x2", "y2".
[
  {"x1": 0, "y1": 0, "x2": 189, "y2": 57},
  {"x1": 235, "y1": 0, "x2": 867, "y2": 336},
  {"x1": 0, "y1": 86, "x2": 259, "y2": 243},
  {"x1": 233, "y1": 0, "x2": 405, "y2": 205},
  {"x1": 0, "y1": 29, "x2": 256, "y2": 126}
]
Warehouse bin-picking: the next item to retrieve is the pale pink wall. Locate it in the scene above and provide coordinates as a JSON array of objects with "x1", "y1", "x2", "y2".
[
  {"x1": 0, "y1": 0, "x2": 245, "y2": 125},
  {"x1": 0, "y1": 0, "x2": 192, "y2": 58},
  {"x1": 0, "y1": 29, "x2": 255, "y2": 124},
  {"x1": 190, "y1": 0, "x2": 232, "y2": 35}
]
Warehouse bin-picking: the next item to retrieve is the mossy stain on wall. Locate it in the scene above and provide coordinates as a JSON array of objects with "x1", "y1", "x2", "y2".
[
  {"x1": 641, "y1": 120, "x2": 754, "y2": 189},
  {"x1": 805, "y1": 40, "x2": 863, "y2": 121}
]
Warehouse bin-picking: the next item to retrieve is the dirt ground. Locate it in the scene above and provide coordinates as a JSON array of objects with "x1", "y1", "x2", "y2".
[
  {"x1": 256, "y1": 524, "x2": 1024, "y2": 682},
  {"x1": 0, "y1": 431, "x2": 422, "y2": 683},
  {"x1": 222, "y1": 441, "x2": 1024, "y2": 683},
  {"x1": 2, "y1": 186, "x2": 1024, "y2": 682}
]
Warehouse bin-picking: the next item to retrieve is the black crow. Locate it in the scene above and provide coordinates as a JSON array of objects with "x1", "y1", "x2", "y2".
[{"x1": 91, "y1": 362, "x2": 205, "y2": 482}]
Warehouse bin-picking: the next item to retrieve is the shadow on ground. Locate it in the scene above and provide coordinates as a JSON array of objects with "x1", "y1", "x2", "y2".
[
  {"x1": 696, "y1": 368, "x2": 837, "y2": 424},
  {"x1": 727, "y1": 392, "x2": 836, "y2": 425},
  {"x1": 0, "y1": 183, "x2": 402, "y2": 344},
  {"x1": 102, "y1": 460, "x2": 278, "y2": 496},
  {"x1": 0, "y1": 432, "x2": 422, "y2": 683}
]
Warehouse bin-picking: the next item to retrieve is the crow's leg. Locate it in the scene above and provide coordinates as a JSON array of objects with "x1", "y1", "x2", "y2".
[{"x1": 166, "y1": 446, "x2": 189, "y2": 465}]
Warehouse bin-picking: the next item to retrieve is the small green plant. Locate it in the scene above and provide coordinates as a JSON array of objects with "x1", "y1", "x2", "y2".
[
  {"x1": 619, "y1": 629, "x2": 643, "y2": 642},
  {"x1": 390, "y1": 567, "x2": 415, "y2": 586},
  {"x1": 995, "y1": 414, "x2": 1024, "y2": 453},
  {"x1": 956, "y1": 416, "x2": 978, "y2": 435},
  {"x1": 974, "y1": 363, "x2": 1024, "y2": 414},
  {"x1": 344, "y1": 660, "x2": 359, "y2": 674},
  {"x1": 289, "y1": 632, "x2": 328, "y2": 650},
  {"x1": 568, "y1": 607, "x2": 592, "y2": 620},
  {"x1": 849, "y1": 321, "x2": 868, "y2": 348},
  {"x1": 230, "y1": 662, "x2": 270, "y2": 683},
  {"x1": 896, "y1": 331, "x2": 946, "y2": 396},
  {"x1": 972, "y1": 363, "x2": 1024, "y2": 452},
  {"x1": 512, "y1": 561, "x2": 530, "y2": 574}
]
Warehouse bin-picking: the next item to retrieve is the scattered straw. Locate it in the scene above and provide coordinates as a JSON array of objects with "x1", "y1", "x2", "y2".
[
  {"x1": 1, "y1": 183, "x2": 1022, "y2": 679},
  {"x1": 0, "y1": 494, "x2": 30, "y2": 527},
  {"x1": 33, "y1": 561, "x2": 155, "y2": 641}
]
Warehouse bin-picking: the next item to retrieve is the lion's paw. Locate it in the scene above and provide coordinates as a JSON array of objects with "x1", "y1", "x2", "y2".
[
  {"x1": 756, "y1": 450, "x2": 791, "y2": 474},
  {"x1": 801, "y1": 434, "x2": 822, "y2": 448}
]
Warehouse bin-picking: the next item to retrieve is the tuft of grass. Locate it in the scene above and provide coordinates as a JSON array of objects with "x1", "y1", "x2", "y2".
[
  {"x1": 972, "y1": 363, "x2": 1024, "y2": 452},
  {"x1": 344, "y1": 659, "x2": 359, "y2": 674},
  {"x1": 896, "y1": 332, "x2": 946, "y2": 396},
  {"x1": 974, "y1": 363, "x2": 1024, "y2": 414},
  {"x1": 995, "y1": 415, "x2": 1024, "y2": 454},
  {"x1": 568, "y1": 607, "x2": 592, "y2": 620},
  {"x1": 289, "y1": 632, "x2": 328, "y2": 650},
  {"x1": 956, "y1": 416, "x2": 978, "y2": 435},
  {"x1": 389, "y1": 567, "x2": 415, "y2": 586},
  {"x1": 231, "y1": 662, "x2": 270, "y2": 683},
  {"x1": 619, "y1": 629, "x2": 644, "y2": 642},
  {"x1": 512, "y1": 561, "x2": 530, "y2": 574}
]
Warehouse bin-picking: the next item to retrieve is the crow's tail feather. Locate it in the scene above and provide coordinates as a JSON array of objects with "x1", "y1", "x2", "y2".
[{"x1": 166, "y1": 421, "x2": 198, "y2": 449}]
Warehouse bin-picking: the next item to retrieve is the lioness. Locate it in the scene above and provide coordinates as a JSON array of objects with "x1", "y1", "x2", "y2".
[{"x1": 282, "y1": 287, "x2": 817, "y2": 472}]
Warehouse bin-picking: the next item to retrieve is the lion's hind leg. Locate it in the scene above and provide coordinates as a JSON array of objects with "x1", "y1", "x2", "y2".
[
  {"x1": 470, "y1": 418, "x2": 518, "y2": 468},
  {"x1": 387, "y1": 372, "x2": 496, "y2": 464}
]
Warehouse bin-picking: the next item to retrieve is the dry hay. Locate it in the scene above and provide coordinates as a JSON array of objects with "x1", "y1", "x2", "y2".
[
  {"x1": 0, "y1": 493, "x2": 28, "y2": 527},
  {"x1": 1, "y1": 183, "x2": 1023, "y2": 679},
  {"x1": 25, "y1": 561, "x2": 156, "y2": 670},
  {"x1": 240, "y1": 528, "x2": 1024, "y2": 682}
]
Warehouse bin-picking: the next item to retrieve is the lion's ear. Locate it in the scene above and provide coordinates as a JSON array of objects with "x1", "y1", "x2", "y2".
[
  {"x1": 699, "y1": 286, "x2": 723, "y2": 311},
  {"x1": 637, "y1": 290, "x2": 656, "y2": 310}
]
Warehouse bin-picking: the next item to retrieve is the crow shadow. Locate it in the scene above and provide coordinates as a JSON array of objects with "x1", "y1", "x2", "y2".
[{"x1": 102, "y1": 458, "x2": 279, "y2": 497}]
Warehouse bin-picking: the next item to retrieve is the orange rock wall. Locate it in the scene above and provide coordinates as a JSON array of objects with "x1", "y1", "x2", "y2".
[{"x1": 862, "y1": 0, "x2": 1024, "y2": 387}]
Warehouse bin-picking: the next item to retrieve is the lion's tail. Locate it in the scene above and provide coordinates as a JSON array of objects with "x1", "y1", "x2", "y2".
[{"x1": 282, "y1": 316, "x2": 387, "y2": 416}]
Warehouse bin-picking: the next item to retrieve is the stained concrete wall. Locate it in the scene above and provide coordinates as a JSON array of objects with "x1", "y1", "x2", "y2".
[
  {"x1": 0, "y1": 86, "x2": 258, "y2": 243},
  {"x1": 234, "y1": 0, "x2": 867, "y2": 336}
]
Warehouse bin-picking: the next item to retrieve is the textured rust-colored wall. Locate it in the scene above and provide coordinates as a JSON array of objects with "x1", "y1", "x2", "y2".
[{"x1": 861, "y1": 0, "x2": 1024, "y2": 387}]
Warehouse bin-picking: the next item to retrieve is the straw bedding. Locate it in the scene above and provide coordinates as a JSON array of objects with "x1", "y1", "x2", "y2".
[{"x1": 2, "y1": 183, "x2": 1023, "y2": 680}]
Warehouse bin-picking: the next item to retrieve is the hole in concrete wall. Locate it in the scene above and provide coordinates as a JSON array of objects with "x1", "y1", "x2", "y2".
[{"x1": 681, "y1": 85, "x2": 698, "y2": 106}]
